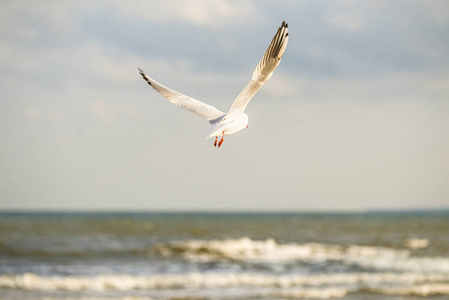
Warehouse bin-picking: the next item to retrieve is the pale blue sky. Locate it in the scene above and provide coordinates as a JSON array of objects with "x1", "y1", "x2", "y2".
[{"x1": 1, "y1": 0, "x2": 448, "y2": 211}]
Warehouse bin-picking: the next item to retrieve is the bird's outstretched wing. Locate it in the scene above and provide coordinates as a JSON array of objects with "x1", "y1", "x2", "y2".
[
  {"x1": 229, "y1": 21, "x2": 289, "y2": 113},
  {"x1": 138, "y1": 68, "x2": 226, "y2": 123}
]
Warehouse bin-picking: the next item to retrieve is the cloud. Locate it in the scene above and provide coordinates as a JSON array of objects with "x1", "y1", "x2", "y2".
[
  {"x1": 90, "y1": 100, "x2": 142, "y2": 124},
  {"x1": 47, "y1": 110, "x2": 65, "y2": 122},
  {"x1": 90, "y1": 101, "x2": 116, "y2": 124},
  {"x1": 24, "y1": 107, "x2": 65, "y2": 122},
  {"x1": 24, "y1": 107, "x2": 41, "y2": 121},
  {"x1": 0, "y1": 1, "x2": 83, "y2": 48},
  {"x1": 327, "y1": 14, "x2": 366, "y2": 32},
  {"x1": 262, "y1": 73, "x2": 300, "y2": 99},
  {"x1": 2, "y1": 1, "x2": 449, "y2": 211},
  {"x1": 417, "y1": 0, "x2": 449, "y2": 26},
  {"x1": 105, "y1": 0, "x2": 257, "y2": 27}
]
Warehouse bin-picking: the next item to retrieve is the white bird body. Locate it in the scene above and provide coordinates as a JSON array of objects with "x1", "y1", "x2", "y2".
[
  {"x1": 206, "y1": 110, "x2": 249, "y2": 138},
  {"x1": 139, "y1": 21, "x2": 289, "y2": 148}
]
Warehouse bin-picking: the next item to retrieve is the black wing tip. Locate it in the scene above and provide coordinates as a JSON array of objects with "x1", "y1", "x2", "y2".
[
  {"x1": 270, "y1": 21, "x2": 288, "y2": 59},
  {"x1": 138, "y1": 67, "x2": 152, "y2": 86}
]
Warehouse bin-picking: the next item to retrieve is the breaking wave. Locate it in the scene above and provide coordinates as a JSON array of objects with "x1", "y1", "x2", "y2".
[
  {"x1": 151, "y1": 237, "x2": 449, "y2": 272},
  {"x1": 1, "y1": 272, "x2": 449, "y2": 298},
  {"x1": 3, "y1": 238, "x2": 449, "y2": 299}
]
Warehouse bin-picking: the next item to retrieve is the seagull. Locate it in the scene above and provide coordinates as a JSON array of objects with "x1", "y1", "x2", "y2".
[{"x1": 139, "y1": 21, "x2": 288, "y2": 148}]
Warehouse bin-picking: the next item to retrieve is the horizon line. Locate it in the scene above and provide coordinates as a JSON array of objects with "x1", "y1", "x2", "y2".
[{"x1": 1, "y1": 207, "x2": 448, "y2": 215}]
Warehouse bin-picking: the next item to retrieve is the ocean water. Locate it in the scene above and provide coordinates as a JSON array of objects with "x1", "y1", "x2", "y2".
[{"x1": 0, "y1": 212, "x2": 448, "y2": 300}]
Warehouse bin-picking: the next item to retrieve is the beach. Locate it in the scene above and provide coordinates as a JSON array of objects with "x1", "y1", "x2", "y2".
[{"x1": 1, "y1": 212, "x2": 448, "y2": 299}]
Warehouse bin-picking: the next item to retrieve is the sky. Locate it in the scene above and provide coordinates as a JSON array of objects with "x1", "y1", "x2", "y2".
[{"x1": 1, "y1": 0, "x2": 448, "y2": 212}]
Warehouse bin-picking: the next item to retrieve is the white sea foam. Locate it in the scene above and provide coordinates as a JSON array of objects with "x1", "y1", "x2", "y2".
[
  {"x1": 370, "y1": 283, "x2": 449, "y2": 297},
  {"x1": 26, "y1": 282, "x2": 449, "y2": 300},
  {"x1": 2, "y1": 272, "x2": 449, "y2": 291},
  {"x1": 39, "y1": 299, "x2": 156, "y2": 300},
  {"x1": 403, "y1": 238, "x2": 429, "y2": 249},
  {"x1": 151, "y1": 237, "x2": 449, "y2": 272},
  {"x1": 36, "y1": 289, "x2": 348, "y2": 300},
  {"x1": 269, "y1": 288, "x2": 348, "y2": 299},
  {"x1": 153, "y1": 238, "x2": 343, "y2": 263}
]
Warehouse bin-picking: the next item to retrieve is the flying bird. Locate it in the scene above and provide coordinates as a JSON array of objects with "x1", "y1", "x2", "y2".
[{"x1": 139, "y1": 21, "x2": 289, "y2": 148}]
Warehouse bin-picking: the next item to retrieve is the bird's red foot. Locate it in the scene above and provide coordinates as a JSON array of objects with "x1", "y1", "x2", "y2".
[
  {"x1": 218, "y1": 132, "x2": 224, "y2": 148},
  {"x1": 214, "y1": 136, "x2": 218, "y2": 147}
]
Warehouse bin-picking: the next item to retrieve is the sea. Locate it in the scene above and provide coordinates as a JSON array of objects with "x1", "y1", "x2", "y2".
[{"x1": 0, "y1": 211, "x2": 448, "y2": 300}]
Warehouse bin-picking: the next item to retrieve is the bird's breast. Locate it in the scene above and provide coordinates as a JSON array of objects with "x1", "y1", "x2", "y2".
[{"x1": 210, "y1": 114, "x2": 249, "y2": 137}]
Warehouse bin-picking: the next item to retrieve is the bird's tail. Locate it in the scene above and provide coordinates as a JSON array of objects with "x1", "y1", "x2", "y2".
[{"x1": 199, "y1": 127, "x2": 216, "y2": 141}]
